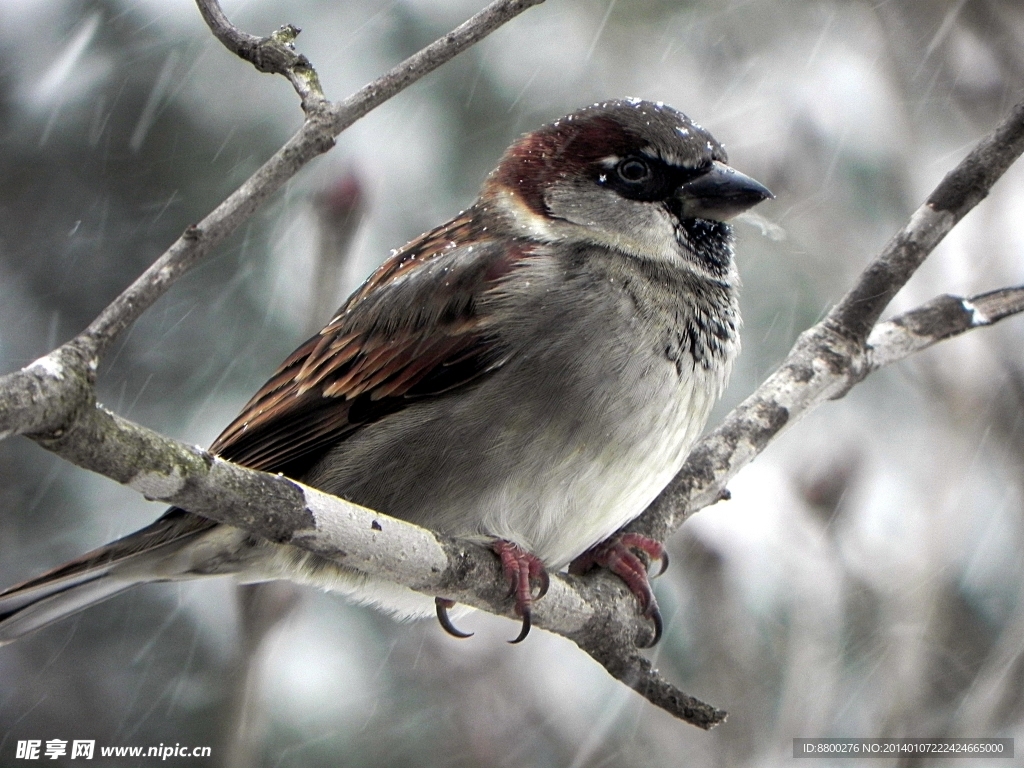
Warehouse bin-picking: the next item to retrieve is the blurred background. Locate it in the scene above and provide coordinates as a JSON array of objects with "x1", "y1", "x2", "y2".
[{"x1": 1, "y1": 0, "x2": 1023, "y2": 765}]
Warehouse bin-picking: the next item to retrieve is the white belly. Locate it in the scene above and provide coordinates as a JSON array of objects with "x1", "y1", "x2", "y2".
[{"x1": 477, "y1": 358, "x2": 726, "y2": 567}]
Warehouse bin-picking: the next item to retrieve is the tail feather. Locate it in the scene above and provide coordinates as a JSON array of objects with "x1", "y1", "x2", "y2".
[
  {"x1": 0, "y1": 509, "x2": 219, "y2": 646},
  {"x1": 0, "y1": 571, "x2": 134, "y2": 645}
]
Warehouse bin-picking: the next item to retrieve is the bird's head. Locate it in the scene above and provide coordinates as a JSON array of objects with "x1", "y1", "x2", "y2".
[{"x1": 482, "y1": 99, "x2": 772, "y2": 278}]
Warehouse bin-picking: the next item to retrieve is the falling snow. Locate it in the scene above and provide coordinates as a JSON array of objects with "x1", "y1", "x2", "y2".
[{"x1": 1, "y1": 1, "x2": 1023, "y2": 766}]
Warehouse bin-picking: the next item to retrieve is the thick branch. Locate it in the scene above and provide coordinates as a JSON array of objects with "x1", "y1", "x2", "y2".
[
  {"x1": 23, "y1": 397, "x2": 721, "y2": 726},
  {"x1": 13, "y1": 283, "x2": 1021, "y2": 728},
  {"x1": 1, "y1": 1, "x2": 1020, "y2": 731},
  {"x1": 0, "y1": 343, "x2": 96, "y2": 440}
]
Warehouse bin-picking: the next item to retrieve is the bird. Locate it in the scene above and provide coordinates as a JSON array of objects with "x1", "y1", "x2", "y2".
[{"x1": 0, "y1": 99, "x2": 770, "y2": 647}]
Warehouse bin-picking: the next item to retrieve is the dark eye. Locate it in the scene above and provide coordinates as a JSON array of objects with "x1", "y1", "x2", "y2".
[{"x1": 616, "y1": 158, "x2": 651, "y2": 183}]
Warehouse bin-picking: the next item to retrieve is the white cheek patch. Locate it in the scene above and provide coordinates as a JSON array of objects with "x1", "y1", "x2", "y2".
[
  {"x1": 494, "y1": 169, "x2": 709, "y2": 270},
  {"x1": 572, "y1": 203, "x2": 683, "y2": 267},
  {"x1": 493, "y1": 188, "x2": 560, "y2": 242}
]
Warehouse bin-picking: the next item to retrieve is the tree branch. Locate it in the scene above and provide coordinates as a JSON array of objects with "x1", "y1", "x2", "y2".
[
  {"x1": 865, "y1": 286, "x2": 1024, "y2": 371},
  {"x1": 828, "y1": 100, "x2": 1024, "y2": 343},
  {"x1": 195, "y1": 0, "x2": 326, "y2": 110},
  {"x1": 16, "y1": 280, "x2": 1022, "y2": 728},
  {"x1": 85, "y1": 0, "x2": 543, "y2": 359},
  {"x1": 28, "y1": 396, "x2": 718, "y2": 724},
  {"x1": 328, "y1": 0, "x2": 545, "y2": 136}
]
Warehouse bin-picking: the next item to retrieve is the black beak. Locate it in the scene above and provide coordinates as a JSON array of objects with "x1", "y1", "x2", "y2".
[{"x1": 676, "y1": 161, "x2": 773, "y2": 221}]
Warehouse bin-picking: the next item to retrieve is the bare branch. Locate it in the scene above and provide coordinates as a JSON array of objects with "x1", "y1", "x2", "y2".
[
  {"x1": 828, "y1": 100, "x2": 1024, "y2": 343},
  {"x1": 329, "y1": 0, "x2": 546, "y2": 135},
  {"x1": 79, "y1": 122, "x2": 332, "y2": 359},
  {"x1": 0, "y1": 0, "x2": 545, "y2": 438},
  {"x1": 0, "y1": 343, "x2": 95, "y2": 441},
  {"x1": 195, "y1": 0, "x2": 326, "y2": 109},
  {"x1": 591, "y1": 650, "x2": 728, "y2": 730},
  {"x1": 20, "y1": 394, "x2": 718, "y2": 727},
  {"x1": 17, "y1": 282, "x2": 1023, "y2": 728},
  {"x1": 1, "y1": 0, "x2": 1021, "y2": 731},
  {"x1": 83, "y1": 0, "x2": 544, "y2": 361},
  {"x1": 866, "y1": 286, "x2": 1024, "y2": 371}
]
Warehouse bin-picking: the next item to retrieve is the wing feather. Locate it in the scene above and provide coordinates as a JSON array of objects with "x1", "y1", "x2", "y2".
[{"x1": 209, "y1": 211, "x2": 533, "y2": 479}]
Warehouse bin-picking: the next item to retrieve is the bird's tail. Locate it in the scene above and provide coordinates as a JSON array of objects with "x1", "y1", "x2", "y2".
[{"x1": 0, "y1": 510, "x2": 220, "y2": 646}]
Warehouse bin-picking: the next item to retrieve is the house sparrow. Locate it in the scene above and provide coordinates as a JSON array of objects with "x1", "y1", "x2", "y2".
[{"x1": 0, "y1": 99, "x2": 770, "y2": 647}]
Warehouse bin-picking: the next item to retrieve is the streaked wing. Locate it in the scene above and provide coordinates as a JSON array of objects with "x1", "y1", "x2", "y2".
[
  {"x1": 0, "y1": 215, "x2": 529, "y2": 622},
  {"x1": 210, "y1": 209, "x2": 527, "y2": 479}
]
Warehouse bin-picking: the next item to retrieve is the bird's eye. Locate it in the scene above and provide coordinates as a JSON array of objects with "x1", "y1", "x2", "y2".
[{"x1": 616, "y1": 158, "x2": 651, "y2": 183}]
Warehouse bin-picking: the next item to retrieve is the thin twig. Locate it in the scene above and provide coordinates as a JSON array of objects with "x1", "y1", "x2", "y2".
[
  {"x1": 79, "y1": 121, "x2": 333, "y2": 359},
  {"x1": 82, "y1": 0, "x2": 544, "y2": 361},
  {"x1": 329, "y1": 0, "x2": 546, "y2": 135},
  {"x1": 865, "y1": 285, "x2": 1024, "y2": 371},
  {"x1": 1, "y1": 0, "x2": 546, "y2": 440},
  {"x1": 828, "y1": 100, "x2": 1024, "y2": 343},
  {"x1": 12, "y1": 277, "x2": 1022, "y2": 726},
  {"x1": 195, "y1": 0, "x2": 326, "y2": 109}
]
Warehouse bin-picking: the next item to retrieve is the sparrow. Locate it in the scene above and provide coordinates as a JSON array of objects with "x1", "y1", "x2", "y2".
[{"x1": 0, "y1": 99, "x2": 770, "y2": 647}]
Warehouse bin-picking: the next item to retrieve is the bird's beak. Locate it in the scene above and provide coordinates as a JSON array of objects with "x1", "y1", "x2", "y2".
[{"x1": 675, "y1": 161, "x2": 773, "y2": 221}]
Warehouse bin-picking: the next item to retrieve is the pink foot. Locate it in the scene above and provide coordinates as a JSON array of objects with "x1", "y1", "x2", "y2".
[
  {"x1": 434, "y1": 541, "x2": 549, "y2": 643},
  {"x1": 492, "y1": 540, "x2": 549, "y2": 644},
  {"x1": 569, "y1": 533, "x2": 667, "y2": 647}
]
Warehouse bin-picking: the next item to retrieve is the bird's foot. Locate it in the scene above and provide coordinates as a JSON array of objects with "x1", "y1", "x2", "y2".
[
  {"x1": 492, "y1": 540, "x2": 549, "y2": 644},
  {"x1": 568, "y1": 533, "x2": 667, "y2": 647},
  {"x1": 434, "y1": 541, "x2": 549, "y2": 643}
]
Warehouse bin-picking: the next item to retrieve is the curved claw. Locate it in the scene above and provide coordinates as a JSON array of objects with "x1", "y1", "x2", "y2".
[
  {"x1": 535, "y1": 569, "x2": 550, "y2": 599},
  {"x1": 618, "y1": 533, "x2": 667, "y2": 576},
  {"x1": 435, "y1": 597, "x2": 474, "y2": 639},
  {"x1": 636, "y1": 603, "x2": 664, "y2": 648},
  {"x1": 654, "y1": 549, "x2": 669, "y2": 578},
  {"x1": 509, "y1": 610, "x2": 531, "y2": 644},
  {"x1": 569, "y1": 533, "x2": 667, "y2": 647}
]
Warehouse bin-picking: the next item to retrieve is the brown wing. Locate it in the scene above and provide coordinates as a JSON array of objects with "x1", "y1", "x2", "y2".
[
  {"x1": 0, "y1": 213, "x2": 530, "y2": 625},
  {"x1": 210, "y1": 210, "x2": 528, "y2": 480}
]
